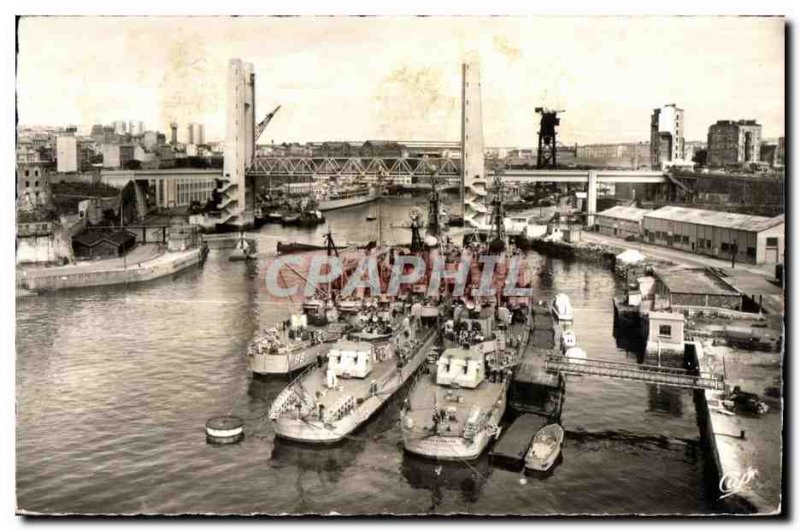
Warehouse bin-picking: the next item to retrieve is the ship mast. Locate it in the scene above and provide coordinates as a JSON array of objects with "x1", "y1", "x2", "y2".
[{"x1": 488, "y1": 167, "x2": 507, "y2": 253}]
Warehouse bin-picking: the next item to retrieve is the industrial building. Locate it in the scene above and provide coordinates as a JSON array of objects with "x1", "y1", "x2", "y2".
[
  {"x1": 652, "y1": 268, "x2": 742, "y2": 310},
  {"x1": 642, "y1": 206, "x2": 784, "y2": 265},
  {"x1": 650, "y1": 104, "x2": 685, "y2": 169},
  {"x1": 595, "y1": 206, "x2": 651, "y2": 239},
  {"x1": 707, "y1": 120, "x2": 762, "y2": 167}
]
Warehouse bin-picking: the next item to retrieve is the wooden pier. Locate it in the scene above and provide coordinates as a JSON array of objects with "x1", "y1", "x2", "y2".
[{"x1": 490, "y1": 413, "x2": 548, "y2": 468}]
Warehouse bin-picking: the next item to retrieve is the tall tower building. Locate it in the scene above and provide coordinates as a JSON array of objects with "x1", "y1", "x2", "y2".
[
  {"x1": 187, "y1": 124, "x2": 195, "y2": 145},
  {"x1": 113, "y1": 120, "x2": 127, "y2": 136},
  {"x1": 170, "y1": 122, "x2": 178, "y2": 145},
  {"x1": 218, "y1": 58, "x2": 256, "y2": 227},
  {"x1": 461, "y1": 59, "x2": 487, "y2": 229},
  {"x1": 649, "y1": 103, "x2": 685, "y2": 169},
  {"x1": 128, "y1": 120, "x2": 144, "y2": 136}
]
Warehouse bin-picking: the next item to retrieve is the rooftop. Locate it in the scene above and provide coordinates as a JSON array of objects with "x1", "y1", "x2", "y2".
[
  {"x1": 597, "y1": 205, "x2": 652, "y2": 222},
  {"x1": 655, "y1": 268, "x2": 740, "y2": 296},
  {"x1": 645, "y1": 206, "x2": 784, "y2": 232}
]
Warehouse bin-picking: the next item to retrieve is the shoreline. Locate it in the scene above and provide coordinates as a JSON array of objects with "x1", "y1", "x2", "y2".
[{"x1": 17, "y1": 245, "x2": 205, "y2": 292}]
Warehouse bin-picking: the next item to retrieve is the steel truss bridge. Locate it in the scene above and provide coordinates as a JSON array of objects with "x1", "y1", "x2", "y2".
[
  {"x1": 544, "y1": 354, "x2": 726, "y2": 391},
  {"x1": 249, "y1": 156, "x2": 462, "y2": 179}
]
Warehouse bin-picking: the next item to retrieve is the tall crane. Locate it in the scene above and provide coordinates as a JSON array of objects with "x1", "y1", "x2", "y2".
[
  {"x1": 255, "y1": 105, "x2": 282, "y2": 142},
  {"x1": 535, "y1": 107, "x2": 564, "y2": 169}
]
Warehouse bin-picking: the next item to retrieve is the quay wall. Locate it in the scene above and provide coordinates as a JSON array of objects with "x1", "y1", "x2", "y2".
[
  {"x1": 692, "y1": 347, "x2": 764, "y2": 514},
  {"x1": 20, "y1": 248, "x2": 203, "y2": 291}
]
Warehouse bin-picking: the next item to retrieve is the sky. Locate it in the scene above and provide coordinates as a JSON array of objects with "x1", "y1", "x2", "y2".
[{"x1": 16, "y1": 16, "x2": 785, "y2": 146}]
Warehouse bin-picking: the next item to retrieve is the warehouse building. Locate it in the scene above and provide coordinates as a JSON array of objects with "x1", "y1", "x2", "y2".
[
  {"x1": 653, "y1": 268, "x2": 743, "y2": 310},
  {"x1": 642, "y1": 206, "x2": 784, "y2": 265},
  {"x1": 595, "y1": 206, "x2": 652, "y2": 239}
]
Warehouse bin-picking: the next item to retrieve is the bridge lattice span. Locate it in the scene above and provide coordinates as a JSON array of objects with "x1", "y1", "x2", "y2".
[
  {"x1": 248, "y1": 156, "x2": 461, "y2": 179},
  {"x1": 545, "y1": 355, "x2": 726, "y2": 391}
]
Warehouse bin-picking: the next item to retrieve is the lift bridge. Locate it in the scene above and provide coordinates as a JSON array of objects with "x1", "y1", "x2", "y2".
[
  {"x1": 544, "y1": 354, "x2": 726, "y2": 391},
  {"x1": 248, "y1": 156, "x2": 462, "y2": 179}
]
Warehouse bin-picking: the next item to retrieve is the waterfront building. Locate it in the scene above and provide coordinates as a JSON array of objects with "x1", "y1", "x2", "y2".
[
  {"x1": 650, "y1": 104, "x2": 685, "y2": 169},
  {"x1": 642, "y1": 206, "x2": 784, "y2": 265},
  {"x1": 100, "y1": 168, "x2": 219, "y2": 210},
  {"x1": 644, "y1": 311, "x2": 686, "y2": 354},
  {"x1": 72, "y1": 230, "x2": 136, "y2": 259},
  {"x1": 707, "y1": 120, "x2": 762, "y2": 167},
  {"x1": 595, "y1": 206, "x2": 651, "y2": 239},
  {"x1": 652, "y1": 268, "x2": 743, "y2": 311}
]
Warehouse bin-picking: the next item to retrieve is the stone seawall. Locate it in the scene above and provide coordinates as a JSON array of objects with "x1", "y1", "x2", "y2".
[{"x1": 20, "y1": 249, "x2": 203, "y2": 291}]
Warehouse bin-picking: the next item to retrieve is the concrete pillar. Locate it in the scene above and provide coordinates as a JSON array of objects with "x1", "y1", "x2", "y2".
[
  {"x1": 586, "y1": 170, "x2": 598, "y2": 227},
  {"x1": 133, "y1": 180, "x2": 147, "y2": 219},
  {"x1": 461, "y1": 58, "x2": 487, "y2": 228}
]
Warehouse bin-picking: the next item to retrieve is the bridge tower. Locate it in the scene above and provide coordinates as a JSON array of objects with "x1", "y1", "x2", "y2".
[
  {"x1": 535, "y1": 107, "x2": 563, "y2": 169},
  {"x1": 218, "y1": 58, "x2": 256, "y2": 228},
  {"x1": 461, "y1": 59, "x2": 488, "y2": 229}
]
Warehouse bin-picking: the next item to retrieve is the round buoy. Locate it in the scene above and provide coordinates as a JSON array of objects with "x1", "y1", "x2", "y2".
[{"x1": 205, "y1": 416, "x2": 244, "y2": 445}]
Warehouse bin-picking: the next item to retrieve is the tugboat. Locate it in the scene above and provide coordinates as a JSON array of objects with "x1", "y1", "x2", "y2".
[
  {"x1": 268, "y1": 304, "x2": 438, "y2": 443},
  {"x1": 400, "y1": 303, "x2": 528, "y2": 461}
]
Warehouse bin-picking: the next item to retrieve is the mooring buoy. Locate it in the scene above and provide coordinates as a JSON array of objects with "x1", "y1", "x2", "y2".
[{"x1": 205, "y1": 415, "x2": 244, "y2": 445}]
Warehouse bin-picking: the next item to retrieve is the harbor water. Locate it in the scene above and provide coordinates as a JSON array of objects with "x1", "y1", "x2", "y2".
[{"x1": 16, "y1": 196, "x2": 714, "y2": 515}]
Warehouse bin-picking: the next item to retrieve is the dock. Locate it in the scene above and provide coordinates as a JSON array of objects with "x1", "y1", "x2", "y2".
[{"x1": 490, "y1": 413, "x2": 548, "y2": 468}]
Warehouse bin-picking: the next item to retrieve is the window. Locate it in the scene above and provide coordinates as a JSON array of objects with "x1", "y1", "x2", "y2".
[
  {"x1": 706, "y1": 239, "x2": 712, "y2": 248},
  {"x1": 34, "y1": 181, "x2": 38, "y2": 187},
  {"x1": 25, "y1": 180, "x2": 29, "y2": 188},
  {"x1": 682, "y1": 235, "x2": 689, "y2": 244},
  {"x1": 721, "y1": 243, "x2": 730, "y2": 252},
  {"x1": 24, "y1": 169, "x2": 29, "y2": 177},
  {"x1": 746, "y1": 247, "x2": 756, "y2": 258},
  {"x1": 766, "y1": 237, "x2": 779, "y2": 247},
  {"x1": 658, "y1": 325, "x2": 672, "y2": 338}
]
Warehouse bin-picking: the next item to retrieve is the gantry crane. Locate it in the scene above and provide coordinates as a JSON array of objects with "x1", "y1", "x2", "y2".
[{"x1": 535, "y1": 107, "x2": 564, "y2": 169}]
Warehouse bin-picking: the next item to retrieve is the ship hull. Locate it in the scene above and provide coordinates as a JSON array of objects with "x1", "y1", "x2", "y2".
[
  {"x1": 402, "y1": 389, "x2": 507, "y2": 461},
  {"x1": 272, "y1": 329, "x2": 437, "y2": 443},
  {"x1": 249, "y1": 343, "x2": 328, "y2": 376},
  {"x1": 318, "y1": 194, "x2": 378, "y2": 212}
]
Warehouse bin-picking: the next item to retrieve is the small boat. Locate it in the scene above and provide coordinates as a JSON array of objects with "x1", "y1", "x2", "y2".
[
  {"x1": 276, "y1": 241, "x2": 327, "y2": 255},
  {"x1": 266, "y1": 211, "x2": 285, "y2": 223},
  {"x1": 564, "y1": 346, "x2": 587, "y2": 366},
  {"x1": 524, "y1": 423, "x2": 565, "y2": 472},
  {"x1": 551, "y1": 293, "x2": 574, "y2": 322},
  {"x1": 229, "y1": 236, "x2": 256, "y2": 261},
  {"x1": 281, "y1": 213, "x2": 301, "y2": 226},
  {"x1": 560, "y1": 330, "x2": 577, "y2": 350}
]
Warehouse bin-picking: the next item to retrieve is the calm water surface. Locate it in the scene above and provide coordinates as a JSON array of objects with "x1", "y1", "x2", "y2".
[{"x1": 16, "y1": 196, "x2": 714, "y2": 515}]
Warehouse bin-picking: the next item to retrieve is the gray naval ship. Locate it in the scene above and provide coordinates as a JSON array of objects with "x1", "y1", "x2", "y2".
[
  {"x1": 400, "y1": 301, "x2": 530, "y2": 461},
  {"x1": 268, "y1": 299, "x2": 439, "y2": 443}
]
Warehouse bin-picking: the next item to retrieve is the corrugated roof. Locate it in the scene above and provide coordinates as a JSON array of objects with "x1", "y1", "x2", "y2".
[
  {"x1": 645, "y1": 206, "x2": 784, "y2": 232},
  {"x1": 597, "y1": 205, "x2": 651, "y2": 222}
]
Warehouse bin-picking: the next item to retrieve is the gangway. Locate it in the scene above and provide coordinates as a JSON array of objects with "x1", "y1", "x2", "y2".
[{"x1": 544, "y1": 355, "x2": 726, "y2": 391}]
